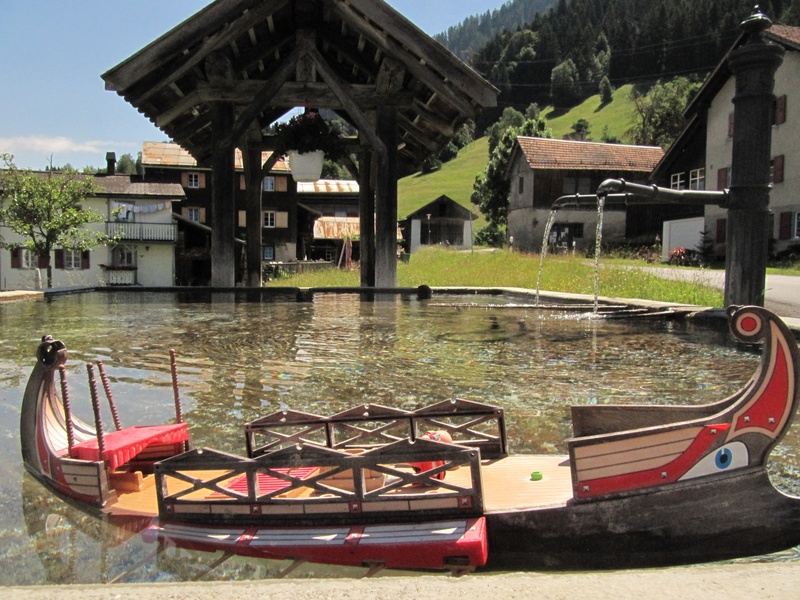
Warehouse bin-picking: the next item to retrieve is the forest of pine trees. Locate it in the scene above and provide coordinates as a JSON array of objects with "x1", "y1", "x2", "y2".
[{"x1": 439, "y1": 0, "x2": 800, "y2": 124}]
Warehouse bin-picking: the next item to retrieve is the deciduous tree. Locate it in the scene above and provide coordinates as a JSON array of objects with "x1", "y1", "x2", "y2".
[
  {"x1": 472, "y1": 119, "x2": 550, "y2": 246},
  {"x1": 627, "y1": 78, "x2": 701, "y2": 149},
  {"x1": 0, "y1": 154, "x2": 110, "y2": 288}
]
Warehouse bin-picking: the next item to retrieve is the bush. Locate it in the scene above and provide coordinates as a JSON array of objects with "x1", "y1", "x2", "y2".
[
  {"x1": 599, "y1": 241, "x2": 661, "y2": 263},
  {"x1": 475, "y1": 224, "x2": 506, "y2": 248}
]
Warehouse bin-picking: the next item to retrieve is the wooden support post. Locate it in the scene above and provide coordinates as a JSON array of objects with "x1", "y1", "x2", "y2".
[
  {"x1": 211, "y1": 102, "x2": 237, "y2": 288},
  {"x1": 724, "y1": 10, "x2": 784, "y2": 307},
  {"x1": 359, "y1": 145, "x2": 375, "y2": 288},
  {"x1": 242, "y1": 139, "x2": 264, "y2": 287},
  {"x1": 375, "y1": 106, "x2": 398, "y2": 288}
]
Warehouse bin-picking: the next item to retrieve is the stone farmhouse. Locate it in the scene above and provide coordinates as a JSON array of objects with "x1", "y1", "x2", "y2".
[{"x1": 506, "y1": 137, "x2": 664, "y2": 254}]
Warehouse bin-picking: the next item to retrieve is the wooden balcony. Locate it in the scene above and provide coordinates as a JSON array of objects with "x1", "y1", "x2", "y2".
[
  {"x1": 107, "y1": 222, "x2": 177, "y2": 242},
  {"x1": 101, "y1": 267, "x2": 137, "y2": 286}
]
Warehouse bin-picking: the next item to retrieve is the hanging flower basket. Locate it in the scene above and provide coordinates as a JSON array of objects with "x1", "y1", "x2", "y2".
[
  {"x1": 273, "y1": 110, "x2": 344, "y2": 182},
  {"x1": 288, "y1": 150, "x2": 325, "y2": 182}
]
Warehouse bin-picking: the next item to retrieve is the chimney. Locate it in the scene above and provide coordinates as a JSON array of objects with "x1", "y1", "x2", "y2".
[{"x1": 106, "y1": 152, "x2": 116, "y2": 176}]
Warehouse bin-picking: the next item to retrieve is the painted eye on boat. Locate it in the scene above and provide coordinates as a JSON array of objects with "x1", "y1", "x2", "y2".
[
  {"x1": 715, "y1": 447, "x2": 733, "y2": 469},
  {"x1": 679, "y1": 442, "x2": 749, "y2": 481}
]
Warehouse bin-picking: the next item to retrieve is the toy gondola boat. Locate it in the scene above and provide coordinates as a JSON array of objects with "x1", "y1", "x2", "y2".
[{"x1": 20, "y1": 306, "x2": 800, "y2": 573}]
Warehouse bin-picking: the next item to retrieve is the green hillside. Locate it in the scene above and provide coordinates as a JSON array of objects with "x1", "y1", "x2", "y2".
[
  {"x1": 398, "y1": 137, "x2": 489, "y2": 227},
  {"x1": 543, "y1": 84, "x2": 636, "y2": 142},
  {"x1": 398, "y1": 85, "x2": 639, "y2": 227}
]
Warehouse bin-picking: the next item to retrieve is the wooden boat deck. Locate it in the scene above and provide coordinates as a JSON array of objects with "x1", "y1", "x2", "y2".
[{"x1": 104, "y1": 455, "x2": 574, "y2": 519}]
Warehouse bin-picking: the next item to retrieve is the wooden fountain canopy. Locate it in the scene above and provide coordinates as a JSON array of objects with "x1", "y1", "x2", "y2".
[
  {"x1": 101, "y1": 0, "x2": 498, "y2": 288},
  {"x1": 101, "y1": 0, "x2": 498, "y2": 170}
]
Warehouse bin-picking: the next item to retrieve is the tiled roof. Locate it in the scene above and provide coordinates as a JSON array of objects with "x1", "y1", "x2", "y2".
[
  {"x1": 516, "y1": 137, "x2": 664, "y2": 172},
  {"x1": 94, "y1": 176, "x2": 185, "y2": 198},
  {"x1": 296, "y1": 180, "x2": 359, "y2": 194},
  {"x1": 17, "y1": 171, "x2": 185, "y2": 199},
  {"x1": 768, "y1": 24, "x2": 800, "y2": 48},
  {"x1": 141, "y1": 141, "x2": 290, "y2": 172}
]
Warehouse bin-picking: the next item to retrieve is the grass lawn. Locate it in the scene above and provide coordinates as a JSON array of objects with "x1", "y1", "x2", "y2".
[{"x1": 266, "y1": 247, "x2": 725, "y2": 307}]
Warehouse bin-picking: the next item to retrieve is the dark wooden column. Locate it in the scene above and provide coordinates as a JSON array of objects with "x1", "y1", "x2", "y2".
[
  {"x1": 210, "y1": 101, "x2": 237, "y2": 288},
  {"x1": 359, "y1": 145, "x2": 376, "y2": 287},
  {"x1": 724, "y1": 10, "x2": 785, "y2": 307},
  {"x1": 242, "y1": 140, "x2": 263, "y2": 287},
  {"x1": 375, "y1": 106, "x2": 398, "y2": 288}
]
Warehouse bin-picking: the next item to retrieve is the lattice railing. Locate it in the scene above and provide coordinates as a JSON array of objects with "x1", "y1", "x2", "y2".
[
  {"x1": 155, "y1": 438, "x2": 484, "y2": 525},
  {"x1": 245, "y1": 398, "x2": 507, "y2": 460}
]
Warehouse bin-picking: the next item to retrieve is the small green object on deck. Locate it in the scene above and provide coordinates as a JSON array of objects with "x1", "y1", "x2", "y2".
[{"x1": 530, "y1": 471, "x2": 543, "y2": 481}]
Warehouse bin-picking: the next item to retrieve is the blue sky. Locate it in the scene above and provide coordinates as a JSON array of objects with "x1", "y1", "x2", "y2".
[{"x1": 0, "y1": 0, "x2": 507, "y2": 170}]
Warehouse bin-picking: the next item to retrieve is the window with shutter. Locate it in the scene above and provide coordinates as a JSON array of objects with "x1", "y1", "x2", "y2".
[
  {"x1": 63, "y1": 249, "x2": 82, "y2": 269},
  {"x1": 11, "y1": 248, "x2": 21, "y2": 269},
  {"x1": 717, "y1": 167, "x2": 729, "y2": 190},
  {"x1": 81, "y1": 250, "x2": 91, "y2": 270},
  {"x1": 55, "y1": 249, "x2": 65, "y2": 270},
  {"x1": 772, "y1": 155, "x2": 785, "y2": 184},
  {"x1": 276, "y1": 212, "x2": 289, "y2": 228},
  {"x1": 780, "y1": 212, "x2": 793, "y2": 240},
  {"x1": 775, "y1": 95, "x2": 787, "y2": 125}
]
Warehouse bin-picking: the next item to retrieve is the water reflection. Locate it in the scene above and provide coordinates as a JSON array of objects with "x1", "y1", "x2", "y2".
[{"x1": 1, "y1": 292, "x2": 797, "y2": 584}]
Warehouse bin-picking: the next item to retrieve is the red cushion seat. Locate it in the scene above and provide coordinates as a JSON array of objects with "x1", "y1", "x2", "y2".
[{"x1": 71, "y1": 423, "x2": 189, "y2": 470}]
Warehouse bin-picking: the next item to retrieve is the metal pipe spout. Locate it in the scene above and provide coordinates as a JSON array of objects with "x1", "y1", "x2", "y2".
[{"x1": 596, "y1": 179, "x2": 729, "y2": 207}]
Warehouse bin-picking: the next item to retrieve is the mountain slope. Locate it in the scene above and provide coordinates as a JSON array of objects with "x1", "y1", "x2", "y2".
[{"x1": 434, "y1": 0, "x2": 557, "y2": 60}]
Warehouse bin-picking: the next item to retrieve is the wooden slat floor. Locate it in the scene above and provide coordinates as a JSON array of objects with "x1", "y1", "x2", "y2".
[{"x1": 104, "y1": 455, "x2": 574, "y2": 519}]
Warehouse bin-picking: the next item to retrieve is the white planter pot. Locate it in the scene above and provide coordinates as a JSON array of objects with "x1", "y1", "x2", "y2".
[{"x1": 288, "y1": 150, "x2": 324, "y2": 182}]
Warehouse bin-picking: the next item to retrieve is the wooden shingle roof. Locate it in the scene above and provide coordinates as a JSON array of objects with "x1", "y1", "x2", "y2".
[
  {"x1": 141, "y1": 141, "x2": 290, "y2": 172},
  {"x1": 102, "y1": 0, "x2": 498, "y2": 169},
  {"x1": 516, "y1": 137, "x2": 664, "y2": 172}
]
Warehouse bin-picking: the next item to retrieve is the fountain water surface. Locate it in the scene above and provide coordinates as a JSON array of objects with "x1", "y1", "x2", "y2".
[{"x1": 0, "y1": 291, "x2": 797, "y2": 584}]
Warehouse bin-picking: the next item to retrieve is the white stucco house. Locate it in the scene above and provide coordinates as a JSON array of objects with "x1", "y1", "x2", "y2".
[
  {"x1": 653, "y1": 24, "x2": 800, "y2": 259},
  {"x1": 0, "y1": 158, "x2": 185, "y2": 290}
]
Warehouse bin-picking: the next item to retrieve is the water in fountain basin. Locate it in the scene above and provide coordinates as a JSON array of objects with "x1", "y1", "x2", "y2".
[{"x1": 0, "y1": 291, "x2": 796, "y2": 584}]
